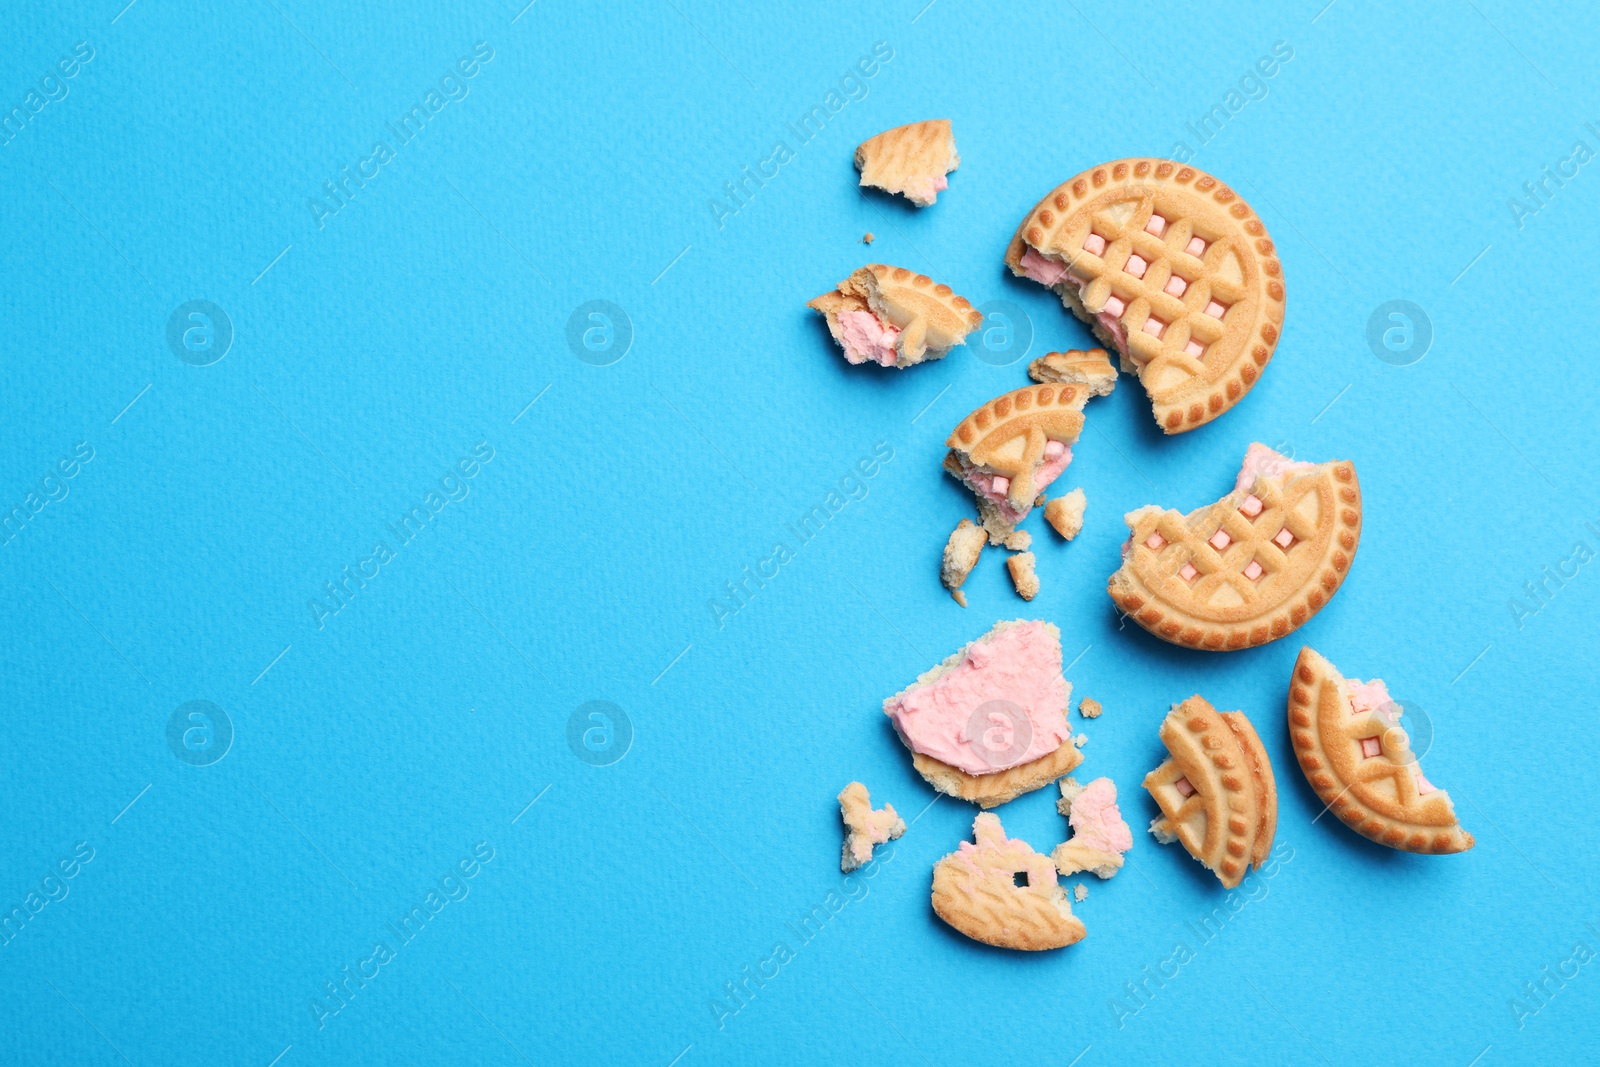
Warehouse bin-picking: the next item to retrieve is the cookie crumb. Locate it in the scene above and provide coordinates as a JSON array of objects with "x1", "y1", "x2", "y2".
[
  {"x1": 1045, "y1": 489, "x2": 1087, "y2": 540},
  {"x1": 838, "y1": 782, "x2": 906, "y2": 872},
  {"x1": 863, "y1": 232, "x2": 875, "y2": 243},
  {"x1": 1003, "y1": 529, "x2": 1032, "y2": 551},
  {"x1": 1078, "y1": 697, "x2": 1102, "y2": 719},
  {"x1": 952, "y1": 589, "x2": 967, "y2": 608},
  {"x1": 1074, "y1": 883, "x2": 1088, "y2": 902},
  {"x1": 1072, "y1": 733, "x2": 1088, "y2": 748},
  {"x1": 1007, "y1": 552, "x2": 1039, "y2": 601}
]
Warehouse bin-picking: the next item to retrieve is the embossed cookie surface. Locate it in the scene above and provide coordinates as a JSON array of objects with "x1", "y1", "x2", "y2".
[
  {"x1": 1108, "y1": 444, "x2": 1360, "y2": 651},
  {"x1": 1143, "y1": 696, "x2": 1276, "y2": 888},
  {"x1": 931, "y1": 812, "x2": 1085, "y2": 951},
  {"x1": 1288, "y1": 648, "x2": 1473, "y2": 854},
  {"x1": 1006, "y1": 158, "x2": 1284, "y2": 432},
  {"x1": 855, "y1": 119, "x2": 959, "y2": 206},
  {"x1": 809, "y1": 264, "x2": 982, "y2": 368}
]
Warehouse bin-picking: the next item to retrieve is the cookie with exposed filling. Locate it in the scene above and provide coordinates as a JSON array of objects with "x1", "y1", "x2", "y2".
[
  {"x1": 810, "y1": 264, "x2": 982, "y2": 368},
  {"x1": 855, "y1": 119, "x2": 959, "y2": 206}
]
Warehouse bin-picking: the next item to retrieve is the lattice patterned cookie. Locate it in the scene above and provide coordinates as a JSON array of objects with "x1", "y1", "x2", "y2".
[
  {"x1": 838, "y1": 781, "x2": 906, "y2": 872},
  {"x1": 1143, "y1": 697, "x2": 1277, "y2": 889},
  {"x1": 855, "y1": 119, "x2": 959, "y2": 206},
  {"x1": 932, "y1": 812, "x2": 1086, "y2": 951},
  {"x1": 1289, "y1": 648, "x2": 1474, "y2": 854},
  {"x1": 944, "y1": 382, "x2": 1099, "y2": 545},
  {"x1": 1108, "y1": 444, "x2": 1361, "y2": 651},
  {"x1": 810, "y1": 264, "x2": 982, "y2": 368},
  {"x1": 1005, "y1": 159, "x2": 1284, "y2": 432}
]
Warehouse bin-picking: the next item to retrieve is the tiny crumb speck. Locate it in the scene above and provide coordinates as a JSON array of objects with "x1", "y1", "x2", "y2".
[
  {"x1": 863, "y1": 232, "x2": 875, "y2": 244},
  {"x1": 1074, "y1": 883, "x2": 1087, "y2": 902}
]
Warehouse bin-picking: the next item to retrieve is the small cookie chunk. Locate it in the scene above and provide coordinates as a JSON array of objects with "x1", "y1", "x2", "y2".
[
  {"x1": 931, "y1": 812, "x2": 1085, "y2": 951},
  {"x1": 884, "y1": 619, "x2": 1078, "y2": 808},
  {"x1": 1051, "y1": 776, "x2": 1132, "y2": 878},
  {"x1": 1045, "y1": 489, "x2": 1087, "y2": 540},
  {"x1": 1007, "y1": 552, "x2": 1039, "y2": 601},
  {"x1": 941, "y1": 518, "x2": 985, "y2": 607},
  {"x1": 855, "y1": 119, "x2": 959, "y2": 206},
  {"x1": 1074, "y1": 883, "x2": 1088, "y2": 902},
  {"x1": 838, "y1": 781, "x2": 906, "y2": 872},
  {"x1": 1003, "y1": 530, "x2": 1032, "y2": 552},
  {"x1": 1288, "y1": 647, "x2": 1473, "y2": 854},
  {"x1": 1072, "y1": 733, "x2": 1088, "y2": 748},
  {"x1": 1143, "y1": 697, "x2": 1277, "y2": 888},
  {"x1": 862, "y1": 232, "x2": 875, "y2": 243},
  {"x1": 1107, "y1": 443, "x2": 1361, "y2": 652},
  {"x1": 1078, "y1": 697, "x2": 1102, "y2": 719},
  {"x1": 810, "y1": 264, "x2": 983, "y2": 369},
  {"x1": 1028, "y1": 349, "x2": 1118, "y2": 397}
]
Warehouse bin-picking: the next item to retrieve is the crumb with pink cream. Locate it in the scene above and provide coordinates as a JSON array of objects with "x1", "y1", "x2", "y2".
[{"x1": 1052, "y1": 776, "x2": 1134, "y2": 879}]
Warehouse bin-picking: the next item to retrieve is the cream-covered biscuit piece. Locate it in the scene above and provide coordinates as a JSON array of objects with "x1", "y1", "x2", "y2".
[
  {"x1": 883, "y1": 619, "x2": 1080, "y2": 808},
  {"x1": 810, "y1": 264, "x2": 982, "y2": 368},
  {"x1": 1288, "y1": 648, "x2": 1473, "y2": 854},
  {"x1": 945, "y1": 381, "x2": 1104, "y2": 545},
  {"x1": 932, "y1": 812, "x2": 1085, "y2": 951},
  {"x1": 1109, "y1": 444, "x2": 1361, "y2": 651},
  {"x1": 1143, "y1": 697, "x2": 1277, "y2": 889},
  {"x1": 855, "y1": 119, "x2": 959, "y2": 206},
  {"x1": 838, "y1": 781, "x2": 906, "y2": 872},
  {"x1": 1051, "y1": 776, "x2": 1133, "y2": 879},
  {"x1": 1007, "y1": 160, "x2": 1284, "y2": 432}
]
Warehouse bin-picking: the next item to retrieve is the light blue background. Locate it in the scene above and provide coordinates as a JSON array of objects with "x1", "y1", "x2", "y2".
[{"x1": 2, "y1": 1, "x2": 1597, "y2": 1064}]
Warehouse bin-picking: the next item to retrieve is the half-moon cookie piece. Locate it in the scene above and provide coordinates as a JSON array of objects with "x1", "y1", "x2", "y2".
[
  {"x1": 1288, "y1": 648, "x2": 1474, "y2": 854},
  {"x1": 809, "y1": 264, "x2": 982, "y2": 369},
  {"x1": 1108, "y1": 443, "x2": 1361, "y2": 651},
  {"x1": 932, "y1": 812, "x2": 1086, "y2": 951},
  {"x1": 1143, "y1": 696, "x2": 1277, "y2": 889},
  {"x1": 883, "y1": 619, "x2": 1079, "y2": 808},
  {"x1": 1005, "y1": 159, "x2": 1284, "y2": 432},
  {"x1": 945, "y1": 381, "x2": 1102, "y2": 545},
  {"x1": 855, "y1": 119, "x2": 959, "y2": 206}
]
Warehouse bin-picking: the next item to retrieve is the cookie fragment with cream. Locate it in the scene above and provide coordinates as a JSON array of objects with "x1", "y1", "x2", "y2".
[
  {"x1": 932, "y1": 812, "x2": 1085, "y2": 951},
  {"x1": 838, "y1": 781, "x2": 906, "y2": 872},
  {"x1": 810, "y1": 264, "x2": 982, "y2": 369},
  {"x1": 1051, "y1": 776, "x2": 1133, "y2": 879},
  {"x1": 855, "y1": 119, "x2": 959, "y2": 206}
]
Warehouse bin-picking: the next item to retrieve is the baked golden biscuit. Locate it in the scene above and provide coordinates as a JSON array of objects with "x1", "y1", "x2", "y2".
[
  {"x1": 1108, "y1": 444, "x2": 1361, "y2": 651},
  {"x1": 1044, "y1": 489, "x2": 1086, "y2": 540},
  {"x1": 1006, "y1": 159, "x2": 1284, "y2": 432},
  {"x1": 932, "y1": 812, "x2": 1086, "y2": 951},
  {"x1": 884, "y1": 620, "x2": 1081, "y2": 808},
  {"x1": 1027, "y1": 348, "x2": 1119, "y2": 396},
  {"x1": 1077, "y1": 697, "x2": 1102, "y2": 719},
  {"x1": 855, "y1": 119, "x2": 959, "y2": 206},
  {"x1": 838, "y1": 781, "x2": 906, "y2": 872},
  {"x1": 944, "y1": 382, "x2": 1101, "y2": 545},
  {"x1": 809, "y1": 264, "x2": 982, "y2": 368},
  {"x1": 1288, "y1": 648, "x2": 1474, "y2": 854},
  {"x1": 1143, "y1": 697, "x2": 1276, "y2": 889}
]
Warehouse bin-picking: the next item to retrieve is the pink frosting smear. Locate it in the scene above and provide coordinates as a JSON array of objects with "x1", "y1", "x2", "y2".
[
  {"x1": 902, "y1": 173, "x2": 950, "y2": 203},
  {"x1": 883, "y1": 621, "x2": 1070, "y2": 776},
  {"x1": 1234, "y1": 442, "x2": 1315, "y2": 494},
  {"x1": 836, "y1": 310, "x2": 901, "y2": 367},
  {"x1": 1068, "y1": 778, "x2": 1133, "y2": 855},
  {"x1": 952, "y1": 814, "x2": 1059, "y2": 887}
]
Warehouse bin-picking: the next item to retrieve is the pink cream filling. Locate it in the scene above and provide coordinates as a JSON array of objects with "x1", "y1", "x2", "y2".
[
  {"x1": 1018, "y1": 247, "x2": 1129, "y2": 348},
  {"x1": 1068, "y1": 778, "x2": 1134, "y2": 855},
  {"x1": 961, "y1": 441, "x2": 1072, "y2": 524},
  {"x1": 902, "y1": 174, "x2": 950, "y2": 202},
  {"x1": 1347, "y1": 678, "x2": 1398, "y2": 722},
  {"x1": 952, "y1": 815, "x2": 1059, "y2": 887},
  {"x1": 1234, "y1": 442, "x2": 1316, "y2": 495},
  {"x1": 883, "y1": 620, "x2": 1071, "y2": 776},
  {"x1": 836, "y1": 310, "x2": 902, "y2": 367}
]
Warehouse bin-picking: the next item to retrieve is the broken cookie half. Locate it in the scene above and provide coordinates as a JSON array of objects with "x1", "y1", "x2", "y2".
[
  {"x1": 1006, "y1": 159, "x2": 1285, "y2": 433},
  {"x1": 838, "y1": 781, "x2": 907, "y2": 872},
  {"x1": 855, "y1": 119, "x2": 959, "y2": 207},
  {"x1": 1288, "y1": 647, "x2": 1473, "y2": 854},
  {"x1": 932, "y1": 812, "x2": 1085, "y2": 951},
  {"x1": 1143, "y1": 696, "x2": 1277, "y2": 889},
  {"x1": 1051, "y1": 776, "x2": 1132, "y2": 879},
  {"x1": 882, "y1": 619, "x2": 1080, "y2": 808},
  {"x1": 810, "y1": 264, "x2": 981, "y2": 369},
  {"x1": 944, "y1": 378, "x2": 1106, "y2": 546}
]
